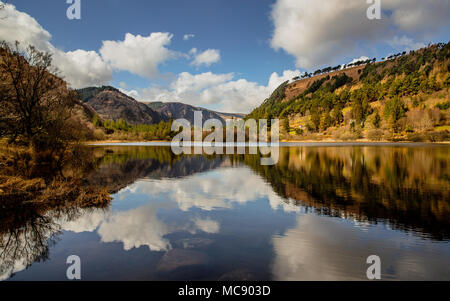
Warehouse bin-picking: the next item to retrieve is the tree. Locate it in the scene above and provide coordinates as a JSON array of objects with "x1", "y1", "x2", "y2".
[
  {"x1": 282, "y1": 118, "x2": 290, "y2": 133},
  {"x1": 372, "y1": 111, "x2": 381, "y2": 129},
  {"x1": 321, "y1": 112, "x2": 333, "y2": 131},
  {"x1": 92, "y1": 114, "x2": 102, "y2": 127},
  {"x1": 310, "y1": 109, "x2": 321, "y2": 132},
  {"x1": 0, "y1": 41, "x2": 78, "y2": 153},
  {"x1": 331, "y1": 106, "x2": 344, "y2": 125},
  {"x1": 351, "y1": 91, "x2": 373, "y2": 126},
  {"x1": 384, "y1": 97, "x2": 407, "y2": 132}
]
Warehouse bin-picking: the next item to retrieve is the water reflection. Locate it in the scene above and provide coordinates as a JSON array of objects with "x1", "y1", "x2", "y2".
[
  {"x1": 272, "y1": 214, "x2": 450, "y2": 280},
  {"x1": 238, "y1": 146, "x2": 450, "y2": 240},
  {"x1": 0, "y1": 203, "x2": 110, "y2": 280},
  {"x1": 1, "y1": 145, "x2": 449, "y2": 280}
]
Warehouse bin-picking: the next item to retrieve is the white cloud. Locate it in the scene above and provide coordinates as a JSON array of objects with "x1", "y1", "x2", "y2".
[
  {"x1": 120, "y1": 167, "x2": 294, "y2": 212},
  {"x1": 97, "y1": 203, "x2": 173, "y2": 252},
  {"x1": 387, "y1": 0, "x2": 450, "y2": 33},
  {"x1": 0, "y1": 3, "x2": 112, "y2": 88},
  {"x1": 270, "y1": 0, "x2": 450, "y2": 69},
  {"x1": 347, "y1": 56, "x2": 370, "y2": 66},
  {"x1": 183, "y1": 34, "x2": 195, "y2": 41},
  {"x1": 58, "y1": 209, "x2": 107, "y2": 233},
  {"x1": 0, "y1": 2, "x2": 51, "y2": 51},
  {"x1": 100, "y1": 32, "x2": 176, "y2": 79},
  {"x1": 174, "y1": 71, "x2": 234, "y2": 92},
  {"x1": 267, "y1": 69, "x2": 302, "y2": 92},
  {"x1": 192, "y1": 218, "x2": 220, "y2": 234},
  {"x1": 139, "y1": 69, "x2": 301, "y2": 113},
  {"x1": 119, "y1": 87, "x2": 140, "y2": 100},
  {"x1": 190, "y1": 48, "x2": 221, "y2": 67},
  {"x1": 53, "y1": 49, "x2": 113, "y2": 89},
  {"x1": 388, "y1": 35, "x2": 426, "y2": 52}
]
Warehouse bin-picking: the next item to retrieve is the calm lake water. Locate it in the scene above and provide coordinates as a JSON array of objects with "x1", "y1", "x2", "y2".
[{"x1": 2, "y1": 144, "x2": 450, "y2": 281}]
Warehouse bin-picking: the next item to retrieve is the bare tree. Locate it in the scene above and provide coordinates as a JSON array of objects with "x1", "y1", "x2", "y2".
[{"x1": 0, "y1": 41, "x2": 78, "y2": 152}]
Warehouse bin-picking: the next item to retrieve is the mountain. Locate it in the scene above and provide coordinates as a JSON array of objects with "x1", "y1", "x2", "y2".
[
  {"x1": 247, "y1": 42, "x2": 450, "y2": 142},
  {"x1": 146, "y1": 102, "x2": 245, "y2": 124},
  {"x1": 77, "y1": 86, "x2": 163, "y2": 125},
  {"x1": 76, "y1": 87, "x2": 245, "y2": 126}
]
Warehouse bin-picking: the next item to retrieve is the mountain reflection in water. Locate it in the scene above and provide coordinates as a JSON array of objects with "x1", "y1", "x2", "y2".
[{"x1": 1, "y1": 145, "x2": 449, "y2": 280}]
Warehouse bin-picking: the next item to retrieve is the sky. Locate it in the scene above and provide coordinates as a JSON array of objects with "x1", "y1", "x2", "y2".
[{"x1": 0, "y1": 0, "x2": 449, "y2": 113}]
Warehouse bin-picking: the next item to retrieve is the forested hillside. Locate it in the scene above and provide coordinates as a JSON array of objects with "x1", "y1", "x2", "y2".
[{"x1": 247, "y1": 42, "x2": 450, "y2": 142}]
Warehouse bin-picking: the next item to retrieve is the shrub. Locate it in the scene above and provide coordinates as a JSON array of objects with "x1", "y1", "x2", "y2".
[
  {"x1": 367, "y1": 129, "x2": 385, "y2": 141},
  {"x1": 425, "y1": 131, "x2": 448, "y2": 142},
  {"x1": 295, "y1": 128, "x2": 304, "y2": 135},
  {"x1": 428, "y1": 108, "x2": 442, "y2": 126},
  {"x1": 93, "y1": 129, "x2": 106, "y2": 140},
  {"x1": 435, "y1": 101, "x2": 450, "y2": 111},
  {"x1": 406, "y1": 132, "x2": 425, "y2": 142},
  {"x1": 407, "y1": 109, "x2": 433, "y2": 131}
]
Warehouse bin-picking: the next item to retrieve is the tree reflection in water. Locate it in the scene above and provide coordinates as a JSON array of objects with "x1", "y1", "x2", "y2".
[
  {"x1": 235, "y1": 146, "x2": 450, "y2": 240},
  {"x1": 0, "y1": 146, "x2": 112, "y2": 280}
]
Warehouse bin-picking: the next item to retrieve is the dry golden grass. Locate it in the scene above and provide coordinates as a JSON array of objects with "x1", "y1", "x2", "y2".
[{"x1": 0, "y1": 143, "x2": 112, "y2": 209}]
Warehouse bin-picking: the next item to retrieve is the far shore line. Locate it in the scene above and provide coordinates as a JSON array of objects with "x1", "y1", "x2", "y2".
[{"x1": 85, "y1": 140, "x2": 450, "y2": 145}]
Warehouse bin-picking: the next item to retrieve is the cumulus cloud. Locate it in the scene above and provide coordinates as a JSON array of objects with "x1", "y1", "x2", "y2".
[
  {"x1": 139, "y1": 69, "x2": 301, "y2": 113},
  {"x1": 53, "y1": 49, "x2": 113, "y2": 89},
  {"x1": 0, "y1": 2, "x2": 51, "y2": 51},
  {"x1": 100, "y1": 32, "x2": 176, "y2": 79},
  {"x1": 270, "y1": 0, "x2": 450, "y2": 69},
  {"x1": 190, "y1": 48, "x2": 221, "y2": 67},
  {"x1": 97, "y1": 203, "x2": 174, "y2": 252},
  {"x1": 183, "y1": 34, "x2": 195, "y2": 41},
  {"x1": 0, "y1": 3, "x2": 112, "y2": 88}
]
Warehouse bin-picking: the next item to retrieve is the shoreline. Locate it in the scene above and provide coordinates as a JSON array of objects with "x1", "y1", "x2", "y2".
[{"x1": 85, "y1": 140, "x2": 450, "y2": 145}]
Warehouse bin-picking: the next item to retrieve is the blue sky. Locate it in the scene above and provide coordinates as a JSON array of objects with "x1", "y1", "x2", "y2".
[
  {"x1": 10, "y1": 0, "x2": 294, "y2": 85},
  {"x1": 1, "y1": 0, "x2": 449, "y2": 113}
]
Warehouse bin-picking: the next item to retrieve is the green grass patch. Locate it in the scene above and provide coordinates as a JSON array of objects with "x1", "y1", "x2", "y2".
[{"x1": 435, "y1": 125, "x2": 450, "y2": 132}]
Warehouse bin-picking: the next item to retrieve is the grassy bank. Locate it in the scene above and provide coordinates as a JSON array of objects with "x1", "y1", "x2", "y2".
[{"x1": 0, "y1": 143, "x2": 112, "y2": 207}]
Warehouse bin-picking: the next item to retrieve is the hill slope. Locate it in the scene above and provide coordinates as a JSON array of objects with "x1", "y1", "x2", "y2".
[
  {"x1": 248, "y1": 42, "x2": 450, "y2": 142},
  {"x1": 77, "y1": 86, "x2": 163, "y2": 125},
  {"x1": 146, "y1": 101, "x2": 244, "y2": 124}
]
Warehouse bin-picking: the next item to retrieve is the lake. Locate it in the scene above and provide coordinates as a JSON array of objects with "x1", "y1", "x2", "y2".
[{"x1": 1, "y1": 143, "x2": 449, "y2": 281}]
